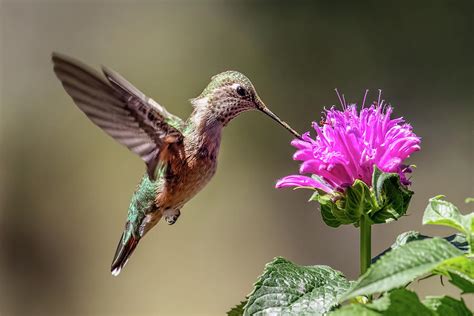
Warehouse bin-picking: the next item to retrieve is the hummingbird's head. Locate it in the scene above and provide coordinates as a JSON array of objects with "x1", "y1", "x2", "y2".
[{"x1": 191, "y1": 71, "x2": 301, "y2": 138}]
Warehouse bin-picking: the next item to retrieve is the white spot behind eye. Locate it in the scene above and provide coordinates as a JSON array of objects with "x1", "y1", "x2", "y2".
[
  {"x1": 231, "y1": 83, "x2": 241, "y2": 90},
  {"x1": 232, "y1": 83, "x2": 247, "y2": 97}
]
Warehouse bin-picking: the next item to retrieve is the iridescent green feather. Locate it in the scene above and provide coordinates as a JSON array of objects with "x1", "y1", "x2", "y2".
[{"x1": 126, "y1": 168, "x2": 166, "y2": 235}]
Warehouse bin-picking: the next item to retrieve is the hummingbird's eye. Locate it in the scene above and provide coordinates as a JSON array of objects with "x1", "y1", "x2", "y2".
[{"x1": 236, "y1": 85, "x2": 247, "y2": 97}]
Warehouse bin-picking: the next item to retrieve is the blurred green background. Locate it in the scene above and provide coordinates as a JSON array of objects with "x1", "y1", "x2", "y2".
[{"x1": 1, "y1": 1, "x2": 473, "y2": 315}]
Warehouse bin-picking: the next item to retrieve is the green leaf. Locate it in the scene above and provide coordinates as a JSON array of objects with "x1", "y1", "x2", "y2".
[
  {"x1": 312, "y1": 191, "x2": 347, "y2": 228},
  {"x1": 444, "y1": 234, "x2": 470, "y2": 253},
  {"x1": 342, "y1": 238, "x2": 463, "y2": 300},
  {"x1": 320, "y1": 203, "x2": 343, "y2": 228},
  {"x1": 227, "y1": 301, "x2": 246, "y2": 316},
  {"x1": 423, "y1": 296, "x2": 472, "y2": 316},
  {"x1": 370, "y1": 232, "x2": 473, "y2": 293},
  {"x1": 372, "y1": 232, "x2": 469, "y2": 263},
  {"x1": 434, "y1": 256, "x2": 474, "y2": 294},
  {"x1": 447, "y1": 272, "x2": 474, "y2": 294},
  {"x1": 343, "y1": 180, "x2": 373, "y2": 222},
  {"x1": 436, "y1": 256, "x2": 474, "y2": 279},
  {"x1": 371, "y1": 166, "x2": 413, "y2": 224},
  {"x1": 332, "y1": 291, "x2": 473, "y2": 316},
  {"x1": 329, "y1": 304, "x2": 379, "y2": 315},
  {"x1": 423, "y1": 196, "x2": 468, "y2": 232},
  {"x1": 423, "y1": 196, "x2": 474, "y2": 251},
  {"x1": 313, "y1": 191, "x2": 355, "y2": 227},
  {"x1": 244, "y1": 257, "x2": 351, "y2": 316},
  {"x1": 389, "y1": 231, "x2": 429, "y2": 249},
  {"x1": 331, "y1": 289, "x2": 435, "y2": 316}
]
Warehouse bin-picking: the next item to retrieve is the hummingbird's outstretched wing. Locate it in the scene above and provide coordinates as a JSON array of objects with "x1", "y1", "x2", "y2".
[{"x1": 52, "y1": 53, "x2": 185, "y2": 180}]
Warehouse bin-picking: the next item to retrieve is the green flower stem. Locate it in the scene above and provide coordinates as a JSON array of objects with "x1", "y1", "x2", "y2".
[{"x1": 360, "y1": 215, "x2": 372, "y2": 276}]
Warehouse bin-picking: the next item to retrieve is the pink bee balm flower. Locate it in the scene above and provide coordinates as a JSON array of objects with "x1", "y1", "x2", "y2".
[{"x1": 276, "y1": 93, "x2": 421, "y2": 194}]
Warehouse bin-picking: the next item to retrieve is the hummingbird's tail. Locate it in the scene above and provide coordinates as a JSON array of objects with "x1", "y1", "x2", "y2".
[{"x1": 111, "y1": 223, "x2": 140, "y2": 276}]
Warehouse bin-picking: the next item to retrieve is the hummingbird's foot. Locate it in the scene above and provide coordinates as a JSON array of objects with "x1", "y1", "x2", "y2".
[{"x1": 164, "y1": 209, "x2": 181, "y2": 225}]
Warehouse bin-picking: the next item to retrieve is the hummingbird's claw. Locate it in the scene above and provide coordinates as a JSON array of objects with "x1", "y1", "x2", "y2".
[{"x1": 164, "y1": 209, "x2": 181, "y2": 225}]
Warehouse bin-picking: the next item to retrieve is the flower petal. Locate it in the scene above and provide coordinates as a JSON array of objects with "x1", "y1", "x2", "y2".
[{"x1": 275, "y1": 175, "x2": 333, "y2": 193}]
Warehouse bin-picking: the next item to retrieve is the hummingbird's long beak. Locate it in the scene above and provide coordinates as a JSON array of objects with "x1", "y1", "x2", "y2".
[{"x1": 257, "y1": 100, "x2": 302, "y2": 139}]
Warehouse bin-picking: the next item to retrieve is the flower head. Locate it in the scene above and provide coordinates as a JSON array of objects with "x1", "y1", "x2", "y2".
[{"x1": 276, "y1": 94, "x2": 420, "y2": 194}]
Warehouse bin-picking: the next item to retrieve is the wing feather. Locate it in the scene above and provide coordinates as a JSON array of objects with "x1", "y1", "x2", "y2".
[{"x1": 52, "y1": 53, "x2": 184, "y2": 180}]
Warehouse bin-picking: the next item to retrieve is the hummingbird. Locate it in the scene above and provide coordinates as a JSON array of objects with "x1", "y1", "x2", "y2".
[{"x1": 51, "y1": 53, "x2": 301, "y2": 276}]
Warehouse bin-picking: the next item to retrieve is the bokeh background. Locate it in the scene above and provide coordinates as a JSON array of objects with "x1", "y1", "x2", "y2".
[{"x1": 1, "y1": 1, "x2": 473, "y2": 315}]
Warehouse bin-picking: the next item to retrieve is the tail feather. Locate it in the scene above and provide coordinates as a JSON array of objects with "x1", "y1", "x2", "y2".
[{"x1": 111, "y1": 228, "x2": 140, "y2": 276}]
